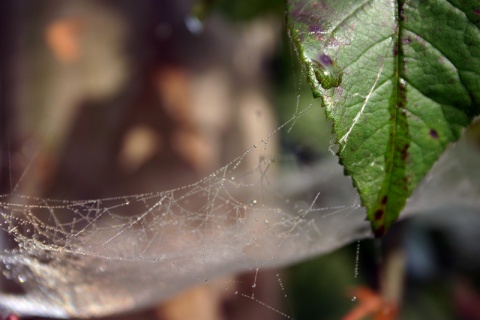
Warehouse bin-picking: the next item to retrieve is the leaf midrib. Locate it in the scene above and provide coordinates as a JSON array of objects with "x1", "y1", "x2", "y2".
[{"x1": 375, "y1": 0, "x2": 403, "y2": 230}]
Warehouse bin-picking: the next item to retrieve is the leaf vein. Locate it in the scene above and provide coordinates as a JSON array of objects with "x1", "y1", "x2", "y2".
[
  {"x1": 343, "y1": 76, "x2": 392, "y2": 110},
  {"x1": 444, "y1": 0, "x2": 480, "y2": 30},
  {"x1": 339, "y1": 63, "x2": 385, "y2": 150},
  {"x1": 352, "y1": 121, "x2": 389, "y2": 152},
  {"x1": 325, "y1": 0, "x2": 373, "y2": 43},
  {"x1": 342, "y1": 36, "x2": 393, "y2": 72},
  {"x1": 402, "y1": 78, "x2": 455, "y2": 139},
  {"x1": 401, "y1": 77, "x2": 445, "y2": 107},
  {"x1": 403, "y1": 27, "x2": 473, "y2": 104}
]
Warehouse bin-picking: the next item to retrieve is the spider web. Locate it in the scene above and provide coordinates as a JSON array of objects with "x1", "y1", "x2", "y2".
[
  {"x1": 1, "y1": 106, "x2": 479, "y2": 318},
  {"x1": 0, "y1": 112, "x2": 367, "y2": 317}
]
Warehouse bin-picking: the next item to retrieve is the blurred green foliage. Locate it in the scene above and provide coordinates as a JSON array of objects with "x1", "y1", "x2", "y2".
[{"x1": 287, "y1": 242, "x2": 365, "y2": 320}]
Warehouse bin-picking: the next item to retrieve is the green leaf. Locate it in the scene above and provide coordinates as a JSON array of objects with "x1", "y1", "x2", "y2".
[{"x1": 286, "y1": 0, "x2": 480, "y2": 236}]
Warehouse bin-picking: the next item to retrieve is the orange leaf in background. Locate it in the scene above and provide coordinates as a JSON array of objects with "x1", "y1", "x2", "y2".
[
  {"x1": 45, "y1": 17, "x2": 83, "y2": 64},
  {"x1": 343, "y1": 287, "x2": 398, "y2": 320}
]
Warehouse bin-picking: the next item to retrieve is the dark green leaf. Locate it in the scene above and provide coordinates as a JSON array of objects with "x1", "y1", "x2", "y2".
[{"x1": 287, "y1": 0, "x2": 480, "y2": 236}]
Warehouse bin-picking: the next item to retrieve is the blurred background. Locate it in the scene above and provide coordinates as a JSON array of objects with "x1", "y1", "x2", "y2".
[{"x1": 1, "y1": 0, "x2": 480, "y2": 319}]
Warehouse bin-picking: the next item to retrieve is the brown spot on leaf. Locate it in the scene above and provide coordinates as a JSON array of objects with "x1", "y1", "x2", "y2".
[
  {"x1": 400, "y1": 144, "x2": 409, "y2": 160},
  {"x1": 399, "y1": 8, "x2": 406, "y2": 21},
  {"x1": 429, "y1": 129, "x2": 438, "y2": 139},
  {"x1": 374, "y1": 209, "x2": 384, "y2": 220},
  {"x1": 381, "y1": 195, "x2": 388, "y2": 205}
]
